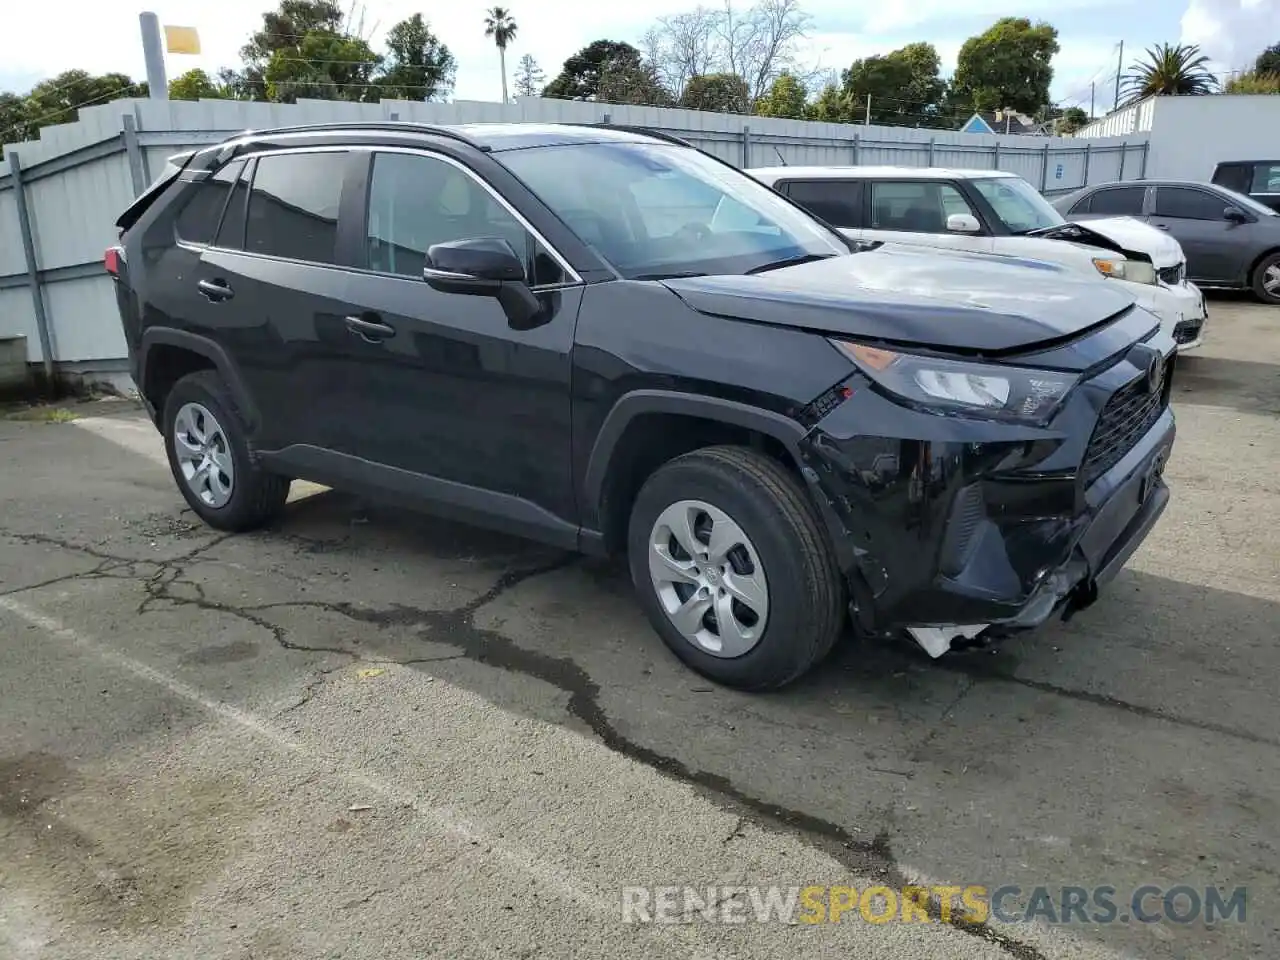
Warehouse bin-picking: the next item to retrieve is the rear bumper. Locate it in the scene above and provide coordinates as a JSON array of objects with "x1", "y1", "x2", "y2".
[{"x1": 798, "y1": 369, "x2": 1176, "y2": 646}]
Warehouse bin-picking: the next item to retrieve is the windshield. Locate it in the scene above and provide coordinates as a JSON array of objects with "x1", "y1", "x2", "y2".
[
  {"x1": 972, "y1": 176, "x2": 1065, "y2": 234},
  {"x1": 1218, "y1": 185, "x2": 1279, "y2": 218},
  {"x1": 500, "y1": 142, "x2": 846, "y2": 279}
]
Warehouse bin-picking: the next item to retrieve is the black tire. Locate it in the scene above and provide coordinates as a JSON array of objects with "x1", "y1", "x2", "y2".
[
  {"x1": 627, "y1": 445, "x2": 845, "y2": 690},
  {"x1": 1251, "y1": 251, "x2": 1280, "y2": 305},
  {"x1": 162, "y1": 370, "x2": 290, "y2": 532}
]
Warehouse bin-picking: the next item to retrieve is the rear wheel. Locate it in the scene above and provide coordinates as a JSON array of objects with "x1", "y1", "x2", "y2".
[
  {"x1": 162, "y1": 371, "x2": 290, "y2": 531},
  {"x1": 627, "y1": 446, "x2": 845, "y2": 690},
  {"x1": 1252, "y1": 251, "x2": 1280, "y2": 305}
]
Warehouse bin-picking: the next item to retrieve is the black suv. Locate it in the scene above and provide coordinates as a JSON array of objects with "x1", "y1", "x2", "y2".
[{"x1": 109, "y1": 122, "x2": 1176, "y2": 689}]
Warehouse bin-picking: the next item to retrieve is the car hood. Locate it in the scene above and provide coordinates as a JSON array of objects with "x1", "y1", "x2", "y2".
[
  {"x1": 662, "y1": 243, "x2": 1138, "y2": 355},
  {"x1": 1033, "y1": 216, "x2": 1184, "y2": 266}
]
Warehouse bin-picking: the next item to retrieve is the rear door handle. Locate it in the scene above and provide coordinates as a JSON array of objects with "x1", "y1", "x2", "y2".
[
  {"x1": 197, "y1": 278, "x2": 234, "y2": 301},
  {"x1": 344, "y1": 314, "x2": 396, "y2": 343}
]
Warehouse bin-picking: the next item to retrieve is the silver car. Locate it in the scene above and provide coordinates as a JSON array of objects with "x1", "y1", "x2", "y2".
[{"x1": 1054, "y1": 180, "x2": 1280, "y2": 305}]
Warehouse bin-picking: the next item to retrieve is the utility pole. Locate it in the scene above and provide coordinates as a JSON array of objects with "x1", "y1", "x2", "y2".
[
  {"x1": 1113, "y1": 40, "x2": 1124, "y2": 111},
  {"x1": 1090, "y1": 81, "x2": 1095, "y2": 118},
  {"x1": 139, "y1": 12, "x2": 168, "y2": 100},
  {"x1": 865, "y1": 94, "x2": 871, "y2": 125}
]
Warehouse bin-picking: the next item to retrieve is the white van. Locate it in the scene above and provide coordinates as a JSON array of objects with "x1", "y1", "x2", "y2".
[{"x1": 748, "y1": 166, "x2": 1208, "y2": 350}]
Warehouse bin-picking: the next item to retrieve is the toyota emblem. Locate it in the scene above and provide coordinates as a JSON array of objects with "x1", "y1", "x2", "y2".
[{"x1": 1146, "y1": 354, "x2": 1164, "y2": 394}]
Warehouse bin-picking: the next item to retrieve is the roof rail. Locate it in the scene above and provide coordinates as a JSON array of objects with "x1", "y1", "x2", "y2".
[
  {"x1": 583, "y1": 123, "x2": 694, "y2": 148},
  {"x1": 233, "y1": 120, "x2": 489, "y2": 150}
]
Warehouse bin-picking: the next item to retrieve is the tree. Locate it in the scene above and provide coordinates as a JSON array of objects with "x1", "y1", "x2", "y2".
[
  {"x1": 0, "y1": 92, "x2": 33, "y2": 142},
  {"x1": 24, "y1": 70, "x2": 147, "y2": 127},
  {"x1": 263, "y1": 30, "x2": 382, "y2": 102},
  {"x1": 597, "y1": 61, "x2": 673, "y2": 106},
  {"x1": 805, "y1": 83, "x2": 851, "y2": 122},
  {"x1": 513, "y1": 54, "x2": 544, "y2": 98},
  {"x1": 643, "y1": 7, "x2": 721, "y2": 97},
  {"x1": 1056, "y1": 106, "x2": 1089, "y2": 134},
  {"x1": 376, "y1": 13, "x2": 455, "y2": 100},
  {"x1": 1225, "y1": 71, "x2": 1280, "y2": 94},
  {"x1": 715, "y1": 0, "x2": 812, "y2": 102},
  {"x1": 1121, "y1": 43, "x2": 1218, "y2": 102},
  {"x1": 239, "y1": 0, "x2": 349, "y2": 100},
  {"x1": 544, "y1": 40, "x2": 644, "y2": 100},
  {"x1": 1256, "y1": 42, "x2": 1280, "y2": 76},
  {"x1": 484, "y1": 7, "x2": 518, "y2": 104},
  {"x1": 755, "y1": 71, "x2": 805, "y2": 117},
  {"x1": 169, "y1": 69, "x2": 228, "y2": 101},
  {"x1": 952, "y1": 18, "x2": 1059, "y2": 115},
  {"x1": 841, "y1": 42, "x2": 946, "y2": 126},
  {"x1": 680, "y1": 72, "x2": 749, "y2": 112}
]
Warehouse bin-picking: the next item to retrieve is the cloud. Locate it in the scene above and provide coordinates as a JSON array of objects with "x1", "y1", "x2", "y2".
[{"x1": 1180, "y1": 0, "x2": 1280, "y2": 71}]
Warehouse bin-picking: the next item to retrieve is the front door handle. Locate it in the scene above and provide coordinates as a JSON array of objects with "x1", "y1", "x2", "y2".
[
  {"x1": 344, "y1": 314, "x2": 396, "y2": 343},
  {"x1": 197, "y1": 278, "x2": 234, "y2": 301}
]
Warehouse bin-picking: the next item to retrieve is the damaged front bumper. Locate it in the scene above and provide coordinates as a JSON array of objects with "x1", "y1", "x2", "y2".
[{"x1": 797, "y1": 341, "x2": 1176, "y2": 658}]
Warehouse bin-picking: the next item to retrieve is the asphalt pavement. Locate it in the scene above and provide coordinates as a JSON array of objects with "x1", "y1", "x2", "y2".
[{"x1": 1, "y1": 296, "x2": 1277, "y2": 960}]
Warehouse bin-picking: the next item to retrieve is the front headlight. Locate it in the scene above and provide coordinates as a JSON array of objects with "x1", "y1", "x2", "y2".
[
  {"x1": 830, "y1": 341, "x2": 1078, "y2": 425},
  {"x1": 1093, "y1": 257, "x2": 1157, "y2": 285}
]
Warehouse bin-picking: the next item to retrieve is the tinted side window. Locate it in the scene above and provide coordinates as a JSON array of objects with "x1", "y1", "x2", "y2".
[
  {"x1": 1251, "y1": 164, "x2": 1280, "y2": 193},
  {"x1": 1153, "y1": 187, "x2": 1227, "y2": 220},
  {"x1": 1212, "y1": 163, "x2": 1250, "y2": 192},
  {"x1": 366, "y1": 151, "x2": 564, "y2": 286},
  {"x1": 869, "y1": 181, "x2": 973, "y2": 232},
  {"x1": 214, "y1": 159, "x2": 253, "y2": 250},
  {"x1": 1088, "y1": 187, "x2": 1145, "y2": 215},
  {"x1": 1068, "y1": 194, "x2": 1092, "y2": 214},
  {"x1": 784, "y1": 180, "x2": 862, "y2": 228},
  {"x1": 175, "y1": 160, "x2": 243, "y2": 244},
  {"x1": 246, "y1": 152, "x2": 346, "y2": 263}
]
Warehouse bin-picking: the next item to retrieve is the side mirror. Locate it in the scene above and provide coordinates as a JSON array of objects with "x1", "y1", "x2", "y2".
[
  {"x1": 946, "y1": 213, "x2": 981, "y2": 234},
  {"x1": 423, "y1": 237, "x2": 544, "y2": 330},
  {"x1": 1224, "y1": 205, "x2": 1248, "y2": 223}
]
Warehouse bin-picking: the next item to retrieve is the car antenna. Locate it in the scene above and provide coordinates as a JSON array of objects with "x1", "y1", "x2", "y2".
[{"x1": 772, "y1": 146, "x2": 788, "y2": 166}]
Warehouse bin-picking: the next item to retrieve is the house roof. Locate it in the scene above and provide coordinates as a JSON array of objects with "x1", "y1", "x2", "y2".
[{"x1": 958, "y1": 111, "x2": 1037, "y2": 135}]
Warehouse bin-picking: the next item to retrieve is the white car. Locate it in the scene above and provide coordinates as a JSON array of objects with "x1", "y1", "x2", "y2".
[{"x1": 747, "y1": 166, "x2": 1208, "y2": 350}]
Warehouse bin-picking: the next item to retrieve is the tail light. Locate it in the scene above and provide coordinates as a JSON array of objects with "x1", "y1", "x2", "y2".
[{"x1": 104, "y1": 246, "x2": 123, "y2": 277}]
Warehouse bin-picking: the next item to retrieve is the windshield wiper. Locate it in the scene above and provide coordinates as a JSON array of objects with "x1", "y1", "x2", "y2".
[
  {"x1": 630, "y1": 270, "x2": 709, "y2": 280},
  {"x1": 745, "y1": 253, "x2": 836, "y2": 275}
]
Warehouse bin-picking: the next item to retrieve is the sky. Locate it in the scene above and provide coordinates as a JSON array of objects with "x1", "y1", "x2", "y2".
[{"x1": 0, "y1": 0, "x2": 1276, "y2": 117}]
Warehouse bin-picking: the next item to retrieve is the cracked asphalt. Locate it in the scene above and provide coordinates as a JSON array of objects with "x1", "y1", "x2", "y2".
[{"x1": 2, "y1": 297, "x2": 1278, "y2": 960}]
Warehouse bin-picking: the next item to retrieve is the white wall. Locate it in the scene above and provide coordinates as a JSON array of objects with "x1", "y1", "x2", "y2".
[{"x1": 1144, "y1": 95, "x2": 1280, "y2": 181}]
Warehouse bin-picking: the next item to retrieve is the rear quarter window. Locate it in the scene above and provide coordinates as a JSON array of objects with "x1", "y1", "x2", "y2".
[
  {"x1": 174, "y1": 161, "x2": 244, "y2": 244},
  {"x1": 783, "y1": 180, "x2": 863, "y2": 228}
]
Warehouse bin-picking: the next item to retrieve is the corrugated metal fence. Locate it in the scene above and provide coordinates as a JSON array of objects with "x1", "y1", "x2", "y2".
[{"x1": 0, "y1": 95, "x2": 1150, "y2": 373}]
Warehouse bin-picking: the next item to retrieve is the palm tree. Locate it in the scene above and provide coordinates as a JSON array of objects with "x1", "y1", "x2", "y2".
[
  {"x1": 1121, "y1": 43, "x2": 1219, "y2": 103},
  {"x1": 484, "y1": 7, "x2": 518, "y2": 104}
]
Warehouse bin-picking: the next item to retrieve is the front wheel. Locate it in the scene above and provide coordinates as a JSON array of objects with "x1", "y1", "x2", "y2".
[
  {"x1": 627, "y1": 446, "x2": 845, "y2": 690},
  {"x1": 1252, "y1": 252, "x2": 1280, "y2": 305}
]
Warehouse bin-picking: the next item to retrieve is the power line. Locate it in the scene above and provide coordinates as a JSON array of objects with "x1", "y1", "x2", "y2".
[{"x1": 1, "y1": 84, "x2": 135, "y2": 142}]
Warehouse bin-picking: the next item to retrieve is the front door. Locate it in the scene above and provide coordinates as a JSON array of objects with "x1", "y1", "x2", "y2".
[
  {"x1": 1147, "y1": 185, "x2": 1243, "y2": 284},
  {"x1": 328, "y1": 149, "x2": 583, "y2": 528},
  {"x1": 861, "y1": 179, "x2": 993, "y2": 254}
]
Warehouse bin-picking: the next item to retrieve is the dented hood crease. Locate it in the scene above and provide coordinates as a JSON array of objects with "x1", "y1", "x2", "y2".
[
  {"x1": 663, "y1": 244, "x2": 1139, "y2": 355},
  {"x1": 1031, "y1": 216, "x2": 1184, "y2": 266}
]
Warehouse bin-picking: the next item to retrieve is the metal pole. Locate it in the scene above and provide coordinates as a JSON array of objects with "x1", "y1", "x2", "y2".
[
  {"x1": 1113, "y1": 41, "x2": 1123, "y2": 111},
  {"x1": 865, "y1": 94, "x2": 871, "y2": 125},
  {"x1": 121, "y1": 115, "x2": 147, "y2": 196},
  {"x1": 1083, "y1": 142, "x2": 1092, "y2": 185},
  {"x1": 1041, "y1": 141, "x2": 1051, "y2": 190},
  {"x1": 1119, "y1": 141, "x2": 1127, "y2": 179},
  {"x1": 7, "y1": 151, "x2": 55, "y2": 384},
  {"x1": 139, "y1": 12, "x2": 168, "y2": 100},
  {"x1": 851, "y1": 133, "x2": 859, "y2": 165},
  {"x1": 993, "y1": 141, "x2": 1001, "y2": 170},
  {"x1": 1090, "y1": 81, "x2": 1095, "y2": 118},
  {"x1": 1139, "y1": 141, "x2": 1149, "y2": 179},
  {"x1": 927, "y1": 137, "x2": 935, "y2": 167},
  {"x1": 742, "y1": 125, "x2": 750, "y2": 167}
]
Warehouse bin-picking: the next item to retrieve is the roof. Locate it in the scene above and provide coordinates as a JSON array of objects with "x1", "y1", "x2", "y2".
[
  {"x1": 959, "y1": 111, "x2": 1037, "y2": 136},
  {"x1": 747, "y1": 165, "x2": 1018, "y2": 182}
]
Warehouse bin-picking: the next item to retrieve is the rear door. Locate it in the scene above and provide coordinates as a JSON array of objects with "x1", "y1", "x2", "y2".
[
  {"x1": 1066, "y1": 184, "x2": 1149, "y2": 222},
  {"x1": 196, "y1": 148, "x2": 363, "y2": 450},
  {"x1": 1147, "y1": 185, "x2": 1246, "y2": 283},
  {"x1": 779, "y1": 179, "x2": 864, "y2": 239},
  {"x1": 861, "y1": 179, "x2": 993, "y2": 254}
]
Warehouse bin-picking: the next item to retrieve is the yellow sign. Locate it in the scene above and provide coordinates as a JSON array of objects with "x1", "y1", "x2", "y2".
[{"x1": 164, "y1": 26, "x2": 201, "y2": 55}]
